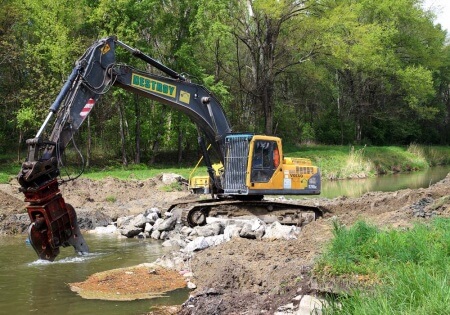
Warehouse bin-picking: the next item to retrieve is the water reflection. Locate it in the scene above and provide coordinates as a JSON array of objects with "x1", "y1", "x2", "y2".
[
  {"x1": 0, "y1": 234, "x2": 189, "y2": 315},
  {"x1": 320, "y1": 166, "x2": 450, "y2": 199}
]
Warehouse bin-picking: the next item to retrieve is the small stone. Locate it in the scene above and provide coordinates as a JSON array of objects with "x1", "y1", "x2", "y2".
[{"x1": 187, "y1": 281, "x2": 197, "y2": 289}]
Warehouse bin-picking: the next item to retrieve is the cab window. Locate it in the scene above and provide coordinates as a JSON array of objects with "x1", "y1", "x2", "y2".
[{"x1": 251, "y1": 140, "x2": 279, "y2": 182}]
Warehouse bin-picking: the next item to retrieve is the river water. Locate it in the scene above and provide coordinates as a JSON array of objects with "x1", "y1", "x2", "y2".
[
  {"x1": 319, "y1": 166, "x2": 450, "y2": 199},
  {"x1": 1, "y1": 166, "x2": 449, "y2": 314},
  {"x1": 0, "y1": 235, "x2": 189, "y2": 315}
]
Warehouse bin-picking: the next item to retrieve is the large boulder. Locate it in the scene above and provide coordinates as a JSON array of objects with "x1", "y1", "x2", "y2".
[
  {"x1": 275, "y1": 294, "x2": 326, "y2": 315},
  {"x1": 146, "y1": 212, "x2": 160, "y2": 224},
  {"x1": 239, "y1": 219, "x2": 266, "y2": 240},
  {"x1": 161, "y1": 173, "x2": 185, "y2": 185},
  {"x1": 77, "y1": 209, "x2": 112, "y2": 230},
  {"x1": 156, "y1": 216, "x2": 177, "y2": 232},
  {"x1": 183, "y1": 236, "x2": 211, "y2": 252},
  {"x1": 193, "y1": 222, "x2": 224, "y2": 237},
  {"x1": 161, "y1": 236, "x2": 187, "y2": 249},
  {"x1": 150, "y1": 230, "x2": 161, "y2": 240},
  {"x1": 263, "y1": 221, "x2": 299, "y2": 240},
  {"x1": 180, "y1": 226, "x2": 194, "y2": 236},
  {"x1": 116, "y1": 215, "x2": 133, "y2": 228},
  {"x1": 129, "y1": 213, "x2": 148, "y2": 228},
  {"x1": 223, "y1": 224, "x2": 242, "y2": 240},
  {"x1": 182, "y1": 235, "x2": 226, "y2": 252},
  {"x1": 118, "y1": 225, "x2": 142, "y2": 238},
  {"x1": 145, "y1": 207, "x2": 161, "y2": 224},
  {"x1": 144, "y1": 223, "x2": 153, "y2": 233},
  {"x1": 152, "y1": 218, "x2": 164, "y2": 230}
]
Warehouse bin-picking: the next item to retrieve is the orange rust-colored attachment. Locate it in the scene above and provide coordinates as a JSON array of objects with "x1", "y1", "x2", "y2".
[{"x1": 24, "y1": 179, "x2": 85, "y2": 261}]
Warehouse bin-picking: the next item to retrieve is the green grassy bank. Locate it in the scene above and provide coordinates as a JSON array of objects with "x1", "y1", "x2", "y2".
[
  {"x1": 286, "y1": 143, "x2": 450, "y2": 180},
  {"x1": 1, "y1": 144, "x2": 450, "y2": 184},
  {"x1": 315, "y1": 219, "x2": 450, "y2": 314}
]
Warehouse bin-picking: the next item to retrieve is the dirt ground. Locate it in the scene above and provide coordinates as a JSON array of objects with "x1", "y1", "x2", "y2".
[
  {"x1": 2, "y1": 173, "x2": 450, "y2": 314},
  {"x1": 179, "y1": 176, "x2": 450, "y2": 314}
]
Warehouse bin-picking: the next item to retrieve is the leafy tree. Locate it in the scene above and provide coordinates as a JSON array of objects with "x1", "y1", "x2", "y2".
[
  {"x1": 0, "y1": 0, "x2": 25, "y2": 151},
  {"x1": 88, "y1": 0, "x2": 204, "y2": 164},
  {"x1": 10, "y1": 0, "x2": 92, "y2": 157},
  {"x1": 311, "y1": 0, "x2": 447, "y2": 144},
  {"x1": 193, "y1": 0, "x2": 322, "y2": 135},
  {"x1": 1, "y1": 0, "x2": 450, "y2": 166},
  {"x1": 15, "y1": 107, "x2": 37, "y2": 161}
]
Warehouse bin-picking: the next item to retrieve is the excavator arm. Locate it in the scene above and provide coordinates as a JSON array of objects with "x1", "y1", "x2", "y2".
[{"x1": 18, "y1": 36, "x2": 232, "y2": 260}]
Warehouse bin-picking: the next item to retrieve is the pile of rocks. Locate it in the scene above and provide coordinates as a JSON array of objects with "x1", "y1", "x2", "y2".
[
  {"x1": 89, "y1": 207, "x2": 302, "y2": 253},
  {"x1": 404, "y1": 196, "x2": 446, "y2": 218}
]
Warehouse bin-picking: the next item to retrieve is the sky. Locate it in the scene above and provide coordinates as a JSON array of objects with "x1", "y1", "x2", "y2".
[{"x1": 422, "y1": 0, "x2": 450, "y2": 32}]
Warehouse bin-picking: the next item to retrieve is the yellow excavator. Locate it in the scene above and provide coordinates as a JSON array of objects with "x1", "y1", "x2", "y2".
[{"x1": 17, "y1": 36, "x2": 321, "y2": 261}]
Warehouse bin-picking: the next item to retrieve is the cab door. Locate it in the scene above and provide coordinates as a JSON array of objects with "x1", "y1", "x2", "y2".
[{"x1": 250, "y1": 139, "x2": 280, "y2": 183}]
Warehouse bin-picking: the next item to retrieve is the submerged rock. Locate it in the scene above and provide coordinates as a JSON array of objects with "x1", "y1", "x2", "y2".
[{"x1": 90, "y1": 224, "x2": 117, "y2": 234}]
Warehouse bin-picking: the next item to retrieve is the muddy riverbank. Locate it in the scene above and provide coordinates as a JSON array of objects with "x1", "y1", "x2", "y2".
[{"x1": 1, "y1": 173, "x2": 450, "y2": 314}]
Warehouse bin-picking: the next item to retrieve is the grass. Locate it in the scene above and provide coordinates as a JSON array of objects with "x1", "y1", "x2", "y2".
[
  {"x1": 0, "y1": 164, "x2": 20, "y2": 184},
  {"x1": 2, "y1": 144, "x2": 450, "y2": 184},
  {"x1": 285, "y1": 144, "x2": 450, "y2": 180},
  {"x1": 82, "y1": 164, "x2": 202, "y2": 181},
  {"x1": 105, "y1": 195, "x2": 117, "y2": 203},
  {"x1": 315, "y1": 219, "x2": 450, "y2": 315}
]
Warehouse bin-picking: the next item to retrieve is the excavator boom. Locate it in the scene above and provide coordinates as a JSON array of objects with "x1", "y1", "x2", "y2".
[
  {"x1": 18, "y1": 36, "x2": 320, "y2": 261},
  {"x1": 18, "y1": 36, "x2": 233, "y2": 260}
]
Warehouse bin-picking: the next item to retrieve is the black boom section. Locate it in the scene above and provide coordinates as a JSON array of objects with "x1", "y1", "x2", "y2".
[
  {"x1": 50, "y1": 36, "x2": 231, "y2": 162},
  {"x1": 43, "y1": 37, "x2": 117, "y2": 160},
  {"x1": 20, "y1": 36, "x2": 232, "y2": 189},
  {"x1": 112, "y1": 65, "x2": 232, "y2": 160}
]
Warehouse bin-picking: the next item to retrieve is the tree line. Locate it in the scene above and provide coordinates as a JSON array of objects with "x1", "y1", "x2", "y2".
[{"x1": 1, "y1": 0, "x2": 449, "y2": 166}]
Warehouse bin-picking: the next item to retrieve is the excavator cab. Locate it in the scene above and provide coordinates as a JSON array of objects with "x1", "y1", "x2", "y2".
[{"x1": 190, "y1": 134, "x2": 321, "y2": 198}]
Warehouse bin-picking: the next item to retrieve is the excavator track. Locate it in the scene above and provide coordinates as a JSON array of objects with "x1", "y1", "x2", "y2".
[{"x1": 167, "y1": 199, "x2": 323, "y2": 227}]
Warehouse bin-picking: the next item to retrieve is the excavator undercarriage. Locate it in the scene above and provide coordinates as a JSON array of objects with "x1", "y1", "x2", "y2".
[{"x1": 168, "y1": 198, "x2": 323, "y2": 228}]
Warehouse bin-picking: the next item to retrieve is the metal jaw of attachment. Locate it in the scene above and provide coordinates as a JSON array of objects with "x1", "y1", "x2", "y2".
[{"x1": 24, "y1": 179, "x2": 89, "y2": 261}]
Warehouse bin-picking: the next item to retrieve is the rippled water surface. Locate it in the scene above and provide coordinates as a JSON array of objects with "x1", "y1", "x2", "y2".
[{"x1": 0, "y1": 234, "x2": 189, "y2": 315}]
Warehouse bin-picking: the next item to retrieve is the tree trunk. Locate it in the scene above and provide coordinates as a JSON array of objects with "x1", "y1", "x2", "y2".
[
  {"x1": 134, "y1": 95, "x2": 141, "y2": 164},
  {"x1": 150, "y1": 105, "x2": 165, "y2": 165},
  {"x1": 117, "y1": 100, "x2": 128, "y2": 166},
  {"x1": 336, "y1": 71, "x2": 344, "y2": 145},
  {"x1": 262, "y1": 84, "x2": 274, "y2": 135},
  {"x1": 150, "y1": 137, "x2": 160, "y2": 165},
  {"x1": 177, "y1": 113, "x2": 183, "y2": 164},
  {"x1": 17, "y1": 131, "x2": 23, "y2": 163},
  {"x1": 355, "y1": 117, "x2": 362, "y2": 144}
]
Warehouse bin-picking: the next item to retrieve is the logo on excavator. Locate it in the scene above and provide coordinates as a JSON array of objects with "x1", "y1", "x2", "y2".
[
  {"x1": 131, "y1": 74, "x2": 176, "y2": 98},
  {"x1": 179, "y1": 91, "x2": 191, "y2": 104},
  {"x1": 101, "y1": 43, "x2": 110, "y2": 55}
]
